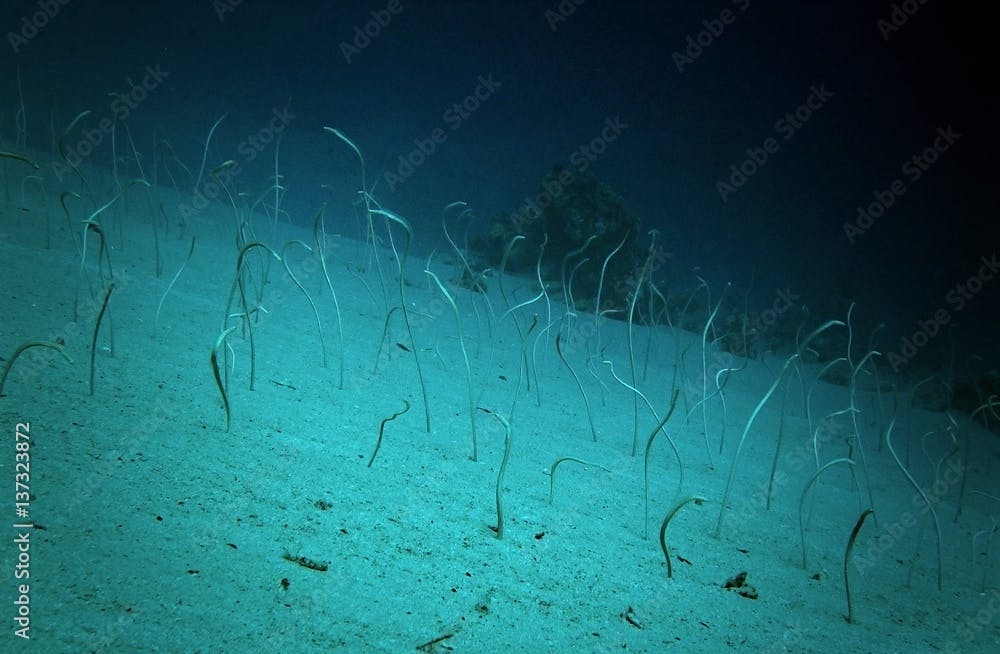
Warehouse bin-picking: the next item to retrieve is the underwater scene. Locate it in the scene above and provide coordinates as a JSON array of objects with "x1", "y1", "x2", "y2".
[{"x1": 0, "y1": 1, "x2": 997, "y2": 652}]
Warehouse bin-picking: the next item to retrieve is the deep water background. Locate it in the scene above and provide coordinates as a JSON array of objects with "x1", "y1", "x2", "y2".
[{"x1": 1, "y1": 0, "x2": 996, "y2": 374}]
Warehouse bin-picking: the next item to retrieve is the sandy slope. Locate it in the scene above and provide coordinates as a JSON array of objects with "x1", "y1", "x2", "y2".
[{"x1": 0, "y1": 156, "x2": 998, "y2": 653}]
